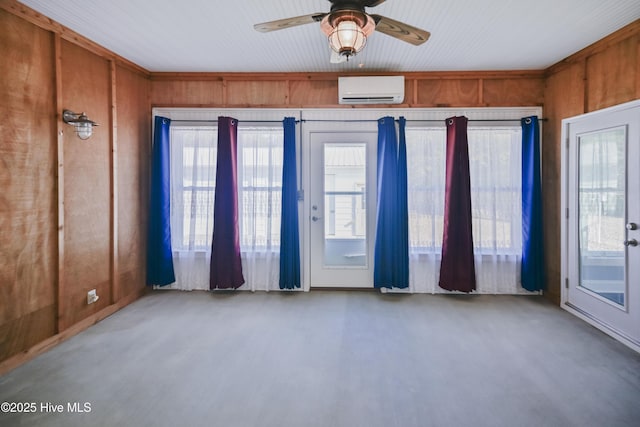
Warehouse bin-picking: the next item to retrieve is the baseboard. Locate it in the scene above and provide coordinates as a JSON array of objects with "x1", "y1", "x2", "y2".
[{"x1": 0, "y1": 287, "x2": 148, "y2": 376}]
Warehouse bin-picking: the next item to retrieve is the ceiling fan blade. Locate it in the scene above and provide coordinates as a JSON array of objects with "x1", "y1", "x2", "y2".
[
  {"x1": 254, "y1": 13, "x2": 326, "y2": 32},
  {"x1": 370, "y1": 14, "x2": 430, "y2": 45},
  {"x1": 330, "y1": 50, "x2": 347, "y2": 64}
]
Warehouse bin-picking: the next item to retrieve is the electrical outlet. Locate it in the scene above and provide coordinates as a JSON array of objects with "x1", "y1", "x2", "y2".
[{"x1": 87, "y1": 289, "x2": 99, "y2": 305}]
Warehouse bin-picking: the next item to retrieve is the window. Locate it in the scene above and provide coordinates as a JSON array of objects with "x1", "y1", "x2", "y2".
[
  {"x1": 406, "y1": 126, "x2": 522, "y2": 255},
  {"x1": 406, "y1": 128, "x2": 447, "y2": 253},
  {"x1": 170, "y1": 126, "x2": 217, "y2": 251},
  {"x1": 323, "y1": 143, "x2": 367, "y2": 239},
  {"x1": 468, "y1": 127, "x2": 522, "y2": 255},
  {"x1": 237, "y1": 128, "x2": 283, "y2": 250},
  {"x1": 170, "y1": 126, "x2": 284, "y2": 253}
]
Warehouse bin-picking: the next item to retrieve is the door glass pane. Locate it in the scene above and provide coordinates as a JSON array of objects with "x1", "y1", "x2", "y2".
[
  {"x1": 324, "y1": 143, "x2": 367, "y2": 267},
  {"x1": 578, "y1": 127, "x2": 626, "y2": 305}
]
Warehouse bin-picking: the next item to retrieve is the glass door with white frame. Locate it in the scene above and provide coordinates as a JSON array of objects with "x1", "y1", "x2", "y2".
[
  {"x1": 564, "y1": 100, "x2": 640, "y2": 349},
  {"x1": 308, "y1": 131, "x2": 377, "y2": 288}
]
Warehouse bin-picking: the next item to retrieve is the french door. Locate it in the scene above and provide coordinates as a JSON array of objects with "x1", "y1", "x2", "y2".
[
  {"x1": 563, "y1": 100, "x2": 640, "y2": 349},
  {"x1": 308, "y1": 131, "x2": 377, "y2": 288}
]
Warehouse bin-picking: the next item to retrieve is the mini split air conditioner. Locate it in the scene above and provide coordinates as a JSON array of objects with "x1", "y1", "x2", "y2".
[{"x1": 338, "y1": 76, "x2": 405, "y2": 105}]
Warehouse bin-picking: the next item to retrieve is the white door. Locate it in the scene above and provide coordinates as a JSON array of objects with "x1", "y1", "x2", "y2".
[
  {"x1": 308, "y1": 131, "x2": 377, "y2": 288},
  {"x1": 563, "y1": 100, "x2": 640, "y2": 349}
]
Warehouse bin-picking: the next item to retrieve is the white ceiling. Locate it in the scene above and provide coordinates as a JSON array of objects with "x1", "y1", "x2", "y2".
[{"x1": 18, "y1": 0, "x2": 640, "y2": 73}]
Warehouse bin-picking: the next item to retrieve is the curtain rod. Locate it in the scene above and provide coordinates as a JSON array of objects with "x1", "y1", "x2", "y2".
[
  {"x1": 405, "y1": 118, "x2": 548, "y2": 123},
  {"x1": 170, "y1": 119, "x2": 296, "y2": 124},
  {"x1": 170, "y1": 118, "x2": 546, "y2": 124},
  {"x1": 301, "y1": 118, "x2": 547, "y2": 123}
]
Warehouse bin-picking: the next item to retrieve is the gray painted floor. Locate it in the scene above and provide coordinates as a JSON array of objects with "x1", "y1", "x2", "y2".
[{"x1": 1, "y1": 291, "x2": 640, "y2": 427}]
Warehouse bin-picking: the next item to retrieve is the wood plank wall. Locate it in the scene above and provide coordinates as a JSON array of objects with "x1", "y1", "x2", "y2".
[
  {"x1": 0, "y1": 3, "x2": 150, "y2": 373},
  {"x1": 542, "y1": 20, "x2": 640, "y2": 304},
  {"x1": 0, "y1": 0, "x2": 638, "y2": 371},
  {"x1": 150, "y1": 71, "x2": 545, "y2": 108},
  {"x1": 0, "y1": 8, "x2": 57, "y2": 361}
]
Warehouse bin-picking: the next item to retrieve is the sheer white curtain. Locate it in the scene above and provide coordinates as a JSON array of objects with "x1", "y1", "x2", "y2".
[
  {"x1": 237, "y1": 127, "x2": 283, "y2": 291},
  {"x1": 468, "y1": 128, "x2": 523, "y2": 293},
  {"x1": 406, "y1": 128, "x2": 446, "y2": 292},
  {"x1": 165, "y1": 125, "x2": 284, "y2": 291},
  {"x1": 406, "y1": 126, "x2": 526, "y2": 293},
  {"x1": 169, "y1": 126, "x2": 217, "y2": 290}
]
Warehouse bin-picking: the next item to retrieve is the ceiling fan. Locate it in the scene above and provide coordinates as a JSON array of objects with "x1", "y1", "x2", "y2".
[{"x1": 254, "y1": 0, "x2": 430, "y2": 62}]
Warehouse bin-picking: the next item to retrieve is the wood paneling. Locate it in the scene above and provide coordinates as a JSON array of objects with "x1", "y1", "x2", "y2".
[
  {"x1": 416, "y1": 79, "x2": 479, "y2": 106},
  {"x1": 0, "y1": 306, "x2": 57, "y2": 362},
  {"x1": 545, "y1": 20, "x2": 640, "y2": 77},
  {"x1": 226, "y1": 80, "x2": 289, "y2": 105},
  {"x1": 289, "y1": 79, "x2": 337, "y2": 106},
  {"x1": 55, "y1": 33, "x2": 64, "y2": 334},
  {"x1": 586, "y1": 35, "x2": 639, "y2": 111},
  {"x1": 1, "y1": 2, "x2": 150, "y2": 368},
  {"x1": 0, "y1": 0, "x2": 147, "y2": 76},
  {"x1": 483, "y1": 78, "x2": 545, "y2": 106},
  {"x1": 150, "y1": 72, "x2": 546, "y2": 108},
  {"x1": 110, "y1": 60, "x2": 118, "y2": 304},
  {"x1": 151, "y1": 80, "x2": 224, "y2": 106},
  {"x1": 60, "y1": 40, "x2": 112, "y2": 328},
  {"x1": 116, "y1": 65, "x2": 149, "y2": 299},
  {"x1": 542, "y1": 63, "x2": 585, "y2": 303},
  {"x1": 0, "y1": 9, "x2": 57, "y2": 360},
  {"x1": 0, "y1": 287, "x2": 145, "y2": 376},
  {"x1": 543, "y1": 21, "x2": 640, "y2": 304}
]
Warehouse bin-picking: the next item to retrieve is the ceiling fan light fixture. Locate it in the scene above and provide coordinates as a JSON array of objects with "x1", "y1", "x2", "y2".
[
  {"x1": 329, "y1": 20, "x2": 366, "y2": 58},
  {"x1": 322, "y1": 12, "x2": 375, "y2": 59}
]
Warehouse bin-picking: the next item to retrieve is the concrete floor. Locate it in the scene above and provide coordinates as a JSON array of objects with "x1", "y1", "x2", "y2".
[{"x1": 1, "y1": 291, "x2": 640, "y2": 427}]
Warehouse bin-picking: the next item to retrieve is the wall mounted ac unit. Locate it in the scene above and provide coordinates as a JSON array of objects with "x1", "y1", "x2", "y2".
[{"x1": 338, "y1": 76, "x2": 405, "y2": 105}]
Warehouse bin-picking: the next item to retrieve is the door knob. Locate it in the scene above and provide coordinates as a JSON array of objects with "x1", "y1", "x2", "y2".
[
  {"x1": 624, "y1": 238, "x2": 638, "y2": 247},
  {"x1": 626, "y1": 222, "x2": 638, "y2": 230},
  {"x1": 312, "y1": 216, "x2": 322, "y2": 222}
]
